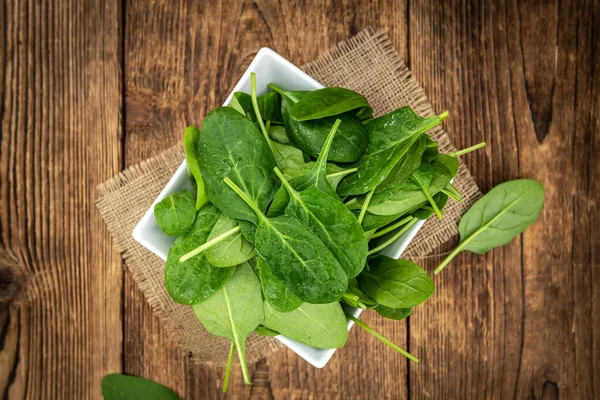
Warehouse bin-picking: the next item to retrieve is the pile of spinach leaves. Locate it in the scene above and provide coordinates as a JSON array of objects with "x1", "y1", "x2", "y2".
[{"x1": 152, "y1": 73, "x2": 541, "y2": 391}]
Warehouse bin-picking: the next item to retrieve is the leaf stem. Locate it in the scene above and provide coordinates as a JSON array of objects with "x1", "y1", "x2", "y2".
[
  {"x1": 313, "y1": 119, "x2": 342, "y2": 179},
  {"x1": 423, "y1": 188, "x2": 443, "y2": 220},
  {"x1": 326, "y1": 167, "x2": 358, "y2": 179},
  {"x1": 345, "y1": 313, "x2": 419, "y2": 363},
  {"x1": 224, "y1": 177, "x2": 267, "y2": 223},
  {"x1": 434, "y1": 245, "x2": 464, "y2": 275},
  {"x1": 441, "y1": 183, "x2": 462, "y2": 202},
  {"x1": 222, "y1": 343, "x2": 235, "y2": 393},
  {"x1": 438, "y1": 110, "x2": 449, "y2": 121},
  {"x1": 273, "y1": 167, "x2": 297, "y2": 197},
  {"x1": 371, "y1": 216, "x2": 414, "y2": 239},
  {"x1": 251, "y1": 73, "x2": 276, "y2": 155},
  {"x1": 357, "y1": 188, "x2": 375, "y2": 224},
  {"x1": 448, "y1": 141, "x2": 486, "y2": 157},
  {"x1": 267, "y1": 82, "x2": 296, "y2": 102},
  {"x1": 368, "y1": 217, "x2": 418, "y2": 255},
  {"x1": 179, "y1": 226, "x2": 241, "y2": 262}
]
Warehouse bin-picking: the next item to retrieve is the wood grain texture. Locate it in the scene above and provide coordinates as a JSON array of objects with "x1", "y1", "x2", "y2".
[
  {"x1": 2, "y1": 0, "x2": 598, "y2": 398},
  {"x1": 0, "y1": 0, "x2": 123, "y2": 399}
]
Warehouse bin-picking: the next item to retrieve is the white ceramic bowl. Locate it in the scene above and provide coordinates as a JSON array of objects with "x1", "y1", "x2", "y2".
[{"x1": 132, "y1": 48, "x2": 426, "y2": 368}]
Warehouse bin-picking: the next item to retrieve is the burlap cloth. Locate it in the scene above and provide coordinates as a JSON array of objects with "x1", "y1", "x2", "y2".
[{"x1": 96, "y1": 29, "x2": 481, "y2": 366}]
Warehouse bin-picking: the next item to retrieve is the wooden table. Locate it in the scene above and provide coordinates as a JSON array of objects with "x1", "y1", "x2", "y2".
[{"x1": 1, "y1": 1, "x2": 598, "y2": 399}]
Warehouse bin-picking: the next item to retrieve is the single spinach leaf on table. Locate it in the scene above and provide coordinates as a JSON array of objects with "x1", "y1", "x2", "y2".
[
  {"x1": 256, "y1": 256, "x2": 302, "y2": 312},
  {"x1": 274, "y1": 167, "x2": 368, "y2": 279},
  {"x1": 192, "y1": 263, "x2": 263, "y2": 385},
  {"x1": 337, "y1": 107, "x2": 447, "y2": 197},
  {"x1": 375, "y1": 305, "x2": 412, "y2": 320},
  {"x1": 289, "y1": 87, "x2": 372, "y2": 121},
  {"x1": 224, "y1": 177, "x2": 347, "y2": 304},
  {"x1": 269, "y1": 84, "x2": 368, "y2": 162},
  {"x1": 102, "y1": 374, "x2": 179, "y2": 400},
  {"x1": 205, "y1": 215, "x2": 255, "y2": 268},
  {"x1": 197, "y1": 107, "x2": 279, "y2": 225},
  {"x1": 262, "y1": 301, "x2": 349, "y2": 349},
  {"x1": 184, "y1": 126, "x2": 209, "y2": 210},
  {"x1": 154, "y1": 190, "x2": 196, "y2": 236},
  {"x1": 164, "y1": 205, "x2": 235, "y2": 305},
  {"x1": 435, "y1": 179, "x2": 544, "y2": 274},
  {"x1": 358, "y1": 256, "x2": 434, "y2": 308},
  {"x1": 229, "y1": 91, "x2": 283, "y2": 124}
]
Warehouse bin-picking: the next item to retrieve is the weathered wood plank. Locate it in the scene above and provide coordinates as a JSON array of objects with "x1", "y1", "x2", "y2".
[
  {"x1": 0, "y1": 0, "x2": 123, "y2": 398},
  {"x1": 408, "y1": 0, "x2": 600, "y2": 398}
]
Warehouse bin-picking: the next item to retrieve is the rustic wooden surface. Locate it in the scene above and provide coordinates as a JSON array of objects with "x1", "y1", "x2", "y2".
[{"x1": 1, "y1": 0, "x2": 598, "y2": 399}]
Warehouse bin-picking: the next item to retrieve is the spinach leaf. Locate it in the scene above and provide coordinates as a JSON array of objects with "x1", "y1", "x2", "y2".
[
  {"x1": 224, "y1": 177, "x2": 347, "y2": 304},
  {"x1": 266, "y1": 119, "x2": 342, "y2": 217},
  {"x1": 255, "y1": 325, "x2": 279, "y2": 336},
  {"x1": 434, "y1": 179, "x2": 544, "y2": 274},
  {"x1": 365, "y1": 157, "x2": 456, "y2": 216},
  {"x1": 205, "y1": 215, "x2": 255, "y2": 268},
  {"x1": 271, "y1": 141, "x2": 307, "y2": 179},
  {"x1": 262, "y1": 301, "x2": 348, "y2": 349},
  {"x1": 358, "y1": 256, "x2": 434, "y2": 308},
  {"x1": 154, "y1": 190, "x2": 196, "y2": 236},
  {"x1": 197, "y1": 107, "x2": 278, "y2": 225},
  {"x1": 269, "y1": 84, "x2": 368, "y2": 162},
  {"x1": 375, "y1": 305, "x2": 412, "y2": 320},
  {"x1": 274, "y1": 167, "x2": 368, "y2": 279},
  {"x1": 289, "y1": 87, "x2": 372, "y2": 121},
  {"x1": 337, "y1": 108, "x2": 447, "y2": 197},
  {"x1": 192, "y1": 263, "x2": 263, "y2": 385},
  {"x1": 370, "y1": 136, "x2": 428, "y2": 205},
  {"x1": 102, "y1": 374, "x2": 179, "y2": 400},
  {"x1": 184, "y1": 126, "x2": 209, "y2": 210},
  {"x1": 229, "y1": 91, "x2": 283, "y2": 124},
  {"x1": 269, "y1": 124, "x2": 292, "y2": 144},
  {"x1": 256, "y1": 256, "x2": 302, "y2": 312},
  {"x1": 164, "y1": 205, "x2": 235, "y2": 305}
]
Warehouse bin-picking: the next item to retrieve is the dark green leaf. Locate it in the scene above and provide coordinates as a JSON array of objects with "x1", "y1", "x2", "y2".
[
  {"x1": 275, "y1": 168, "x2": 368, "y2": 279},
  {"x1": 435, "y1": 179, "x2": 544, "y2": 274},
  {"x1": 102, "y1": 374, "x2": 179, "y2": 400},
  {"x1": 370, "y1": 136, "x2": 427, "y2": 205},
  {"x1": 358, "y1": 256, "x2": 434, "y2": 308},
  {"x1": 164, "y1": 205, "x2": 235, "y2": 305},
  {"x1": 197, "y1": 107, "x2": 279, "y2": 225},
  {"x1": 205, "y1": 215, "x2": 255, "y2": 268},
  {"x1": 229, "y1": 91, "x2": 283, "y2": 124},
  {"x1": 154, "y1": 190, "x2": 196, "y2": 236},
  {"x1": 262, "y1": 301, "x2": 349, "y2": 348},
  {"x1": 193, "y1": 263, "x2": 263, "y2": 385},
  {"x1": 290, "y1": 87, "x2": 371, "y2": 121},
  {"x1": 374, "y1": 305, "x2": 412, "y2": 320},
  {"x1": 184, "y1": 126, "x2": 209, "y2": 210},
  {"x1": 225, "y1": 178, "x2": 348, "y2": 304},
  {"x1": 337, "y1": 107, "x2": 446, "y2": 196},
  {"x1": 256, "y1": 256, "x2": 302, "y2": 312}
]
